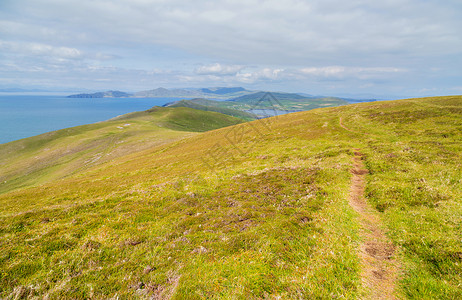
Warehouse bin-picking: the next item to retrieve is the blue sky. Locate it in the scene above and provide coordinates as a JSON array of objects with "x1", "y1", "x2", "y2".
[{"x1": 1, "y1": 0, "x2": 461, "y2": 98}]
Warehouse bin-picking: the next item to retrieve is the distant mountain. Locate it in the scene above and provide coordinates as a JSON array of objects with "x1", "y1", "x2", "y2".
[
  {"x1": 134, "y1": 88, "x2": 203, "y2": 98},
  {"x1": 229, "y1": 91, "x2": 348, "y2": 107},
  {"x1": 66, "y1": 88, "x2": 352, "y2": 111},
  {"x1": 164, "y1": 98, "x2": 257, "y2": 121},
  {"x1": 164, "y1": 92, "x2": 349, "y2": 118},
  {"x1": 133, "y1": 87, "x2": 253, "y2": 99},
  {"x1": 67, "y1": 90, "x2": 132, "y2": 98},
  {"x1": 230, "y1": 91, "x2": 308, "y2": 103},
  {"x1": 200, "y1": 87, "x2": 246, "y2": 95},
  {"x1": 69, "y1": 87, "x2": 252, "y2": 99},
  {"x1": 297, "y1": 92, "x2": 314, "y2": 97}
]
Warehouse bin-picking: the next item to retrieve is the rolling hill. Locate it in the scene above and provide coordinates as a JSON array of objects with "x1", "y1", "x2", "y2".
[
  {"x1": 0, "y1": 106, "x2": 244, "y2": 194},
  {"x1": 133, "y1": 87, "x2": 254, "y2": 99},
  {"x1": 67, "y1": 91, "x2": 132, "y2": 98},
  {"x1": 0, "y1": 96, "x2": 461, "y2": 299},
  {"x1": 165, "y1": 94, "x2": 348, "y2": 118},
  {"x1": 67, "y1": 87, "x2": 349, "y2": 111},
  {"x1": 164, "y1": 99, "x2": 257, "y2": 121},
  {"x1": 228, "y1": 91, "x2": 348, "y2": 111},
  {"x1": 67, "y1": 87, "x2": 254, "y2": 99}
]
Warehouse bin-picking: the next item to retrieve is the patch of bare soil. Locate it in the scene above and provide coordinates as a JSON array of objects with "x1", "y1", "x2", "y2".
[{"x1": 349, "y1": 150, "x2": 399, "y2": 299}]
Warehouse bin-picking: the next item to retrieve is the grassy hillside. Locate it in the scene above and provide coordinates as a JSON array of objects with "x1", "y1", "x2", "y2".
[
  {"x1": 165, "y1": 99, "x2": 257, "y2": 121},
  {"x1": 229, "y1": 91, "x2": 348, "y2": 111},
  {"x1": 0, "y1": 96, "x2": 461, "y2": 299},
  {"x1": 0, "y1": 107, "x2": 244, "y2": 194},
  {"x1": 167, "y1": 95, "x2": 348, "y2": 119}
]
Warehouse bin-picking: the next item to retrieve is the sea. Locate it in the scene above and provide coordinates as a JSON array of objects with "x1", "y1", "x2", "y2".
[{"x1": 0, "y1": 95, "x2": 184, "y2": 144}]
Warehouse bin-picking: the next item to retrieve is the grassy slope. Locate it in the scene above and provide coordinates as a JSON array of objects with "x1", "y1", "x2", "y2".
[
  {"x1": 175, "y1": 95, "x2": 348, "y2": 114},
  {"x1": 340, "y1": 97, "x2": 462, "y2": 298},
  {"x1": 0, "y1": 107, "x2": 244, "y2": 194},
  {"x1": 165, "y1": 100, "x2": 257, "y2": 121},
  {"x1": 0, "y1": 96, "x2": 461, "y2": 299},
  {"x1": 229, "y1": 92, "x2": 349, "y2": 111}
]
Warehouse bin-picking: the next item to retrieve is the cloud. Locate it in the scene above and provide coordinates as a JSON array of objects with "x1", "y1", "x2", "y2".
[
  {"x1": 299, "y1": 66, "x2": 406, "y2": 79},
  {"x1": 0, "y1": 41, "x2": 82, "y2": 59},
  {"x1": 190, "y1": 65, "x2": 406, "y2": 85},
  {"x1": 195, "y1": 63, "x2": 243, "y2": 75},
  {"x1": 2, "y1": 0, "x2": 461, "y2": 65},
  {"x1": 0, "y1": 0, "x2": 461, "y2": 97},
  {"x1": 0, "y1": 40, "x2": 118, "y2": 63},
  {"x1": 235, "y1": 68, "x2": 284, "y2": 83},
  {"x1": 450, "y1": 86, "x2": 462, "y2": 92}
]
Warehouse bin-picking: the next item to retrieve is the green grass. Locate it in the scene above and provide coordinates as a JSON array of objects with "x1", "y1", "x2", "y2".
[
  {"x1": 169, "y1": 95, "x2": 348, "y2": 115},
  {"x1": 230, "y1": 91, "x2": 348, "y2": 111},
  {"x1": 0, "y1": 96, "x2": 461, "y2": 298},
  {"x1": 338, "y1": 97, "x2": 462, "y2": 299},
  {"x1": 166, "y1": 99, "x2": 257, "y2": 121},
  {"x1": 115, "y1": 106, "x2": 245, "y2": 132},
  {"x1": 0, "y1": 106, "x2": 244, "y2": 194}
]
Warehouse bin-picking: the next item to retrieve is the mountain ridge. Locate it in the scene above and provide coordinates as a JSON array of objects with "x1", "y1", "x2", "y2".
[
  {"x1": 67, "y1": 87, "x2": 345, "y2": 102},
  {"x1": 67, "y1": 90, "x2": 132, "y2": 98}
]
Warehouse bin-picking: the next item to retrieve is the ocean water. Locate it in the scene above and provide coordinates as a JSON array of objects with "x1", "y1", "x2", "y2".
[{"x1": 0, "y1": 95, "x2": 184, "y2": 144}]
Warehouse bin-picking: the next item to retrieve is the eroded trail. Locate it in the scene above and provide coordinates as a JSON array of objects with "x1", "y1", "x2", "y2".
[{"x1": 350, "y1": 150, "x2": 399, "y2": 299}]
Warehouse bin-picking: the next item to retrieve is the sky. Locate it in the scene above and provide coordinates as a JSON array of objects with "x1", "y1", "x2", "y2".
[{"x1": 1, "y1": 0, "x2": 461, "y2": 99}]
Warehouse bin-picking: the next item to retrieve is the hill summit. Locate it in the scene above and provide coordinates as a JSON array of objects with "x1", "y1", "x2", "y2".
[{"x1": 0, "y1": 96, "x2": 461, "y2": 299}]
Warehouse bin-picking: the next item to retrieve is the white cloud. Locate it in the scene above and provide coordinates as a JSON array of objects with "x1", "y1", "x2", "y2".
[
  {"x1": 3, "y1": 0, "x2": 461, "y2": 64},
  {"x1": 299, "y1": 66, "x2": 406, "y2": 79},
  {"x1": 0, "y1": 0, "x2": 461, "y2": 96},
  {"x1": 191, "y1": 65, "x2": 405, "y2": 85},
  {"x1": 0, "y1": 40, "x2": 119, "y2": 62},
  {"x1": 0, "y1": 41, "x2": 82, "y2": 59},
  {"x1": 235, "y1": 68, "x2": 284, "y2": 83},
  {"x1": 300, "y1": 67, "x2": 347, "y2": 77},
  {"x1": 195, "y1": 63, "x2": 243, "y2": 75}
]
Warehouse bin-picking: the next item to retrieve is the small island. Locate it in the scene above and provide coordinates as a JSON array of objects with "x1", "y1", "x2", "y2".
[{"x1": 67, "y1": 90, "x2": 132, "y2": 98}]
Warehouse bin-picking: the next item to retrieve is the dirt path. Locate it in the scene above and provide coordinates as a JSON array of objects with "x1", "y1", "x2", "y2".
[
  {"x1": 349, "y1": 150, "x2": 399, "y2": 299},
  {"x1": 339, "y1": 116, "x2": 351, "y2": 132},
  {"x1": 339, "y1": 117, "x2": 370, "y2": 135}
]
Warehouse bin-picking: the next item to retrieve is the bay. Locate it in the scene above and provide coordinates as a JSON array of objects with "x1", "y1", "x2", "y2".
[{"x1": 0, "y1": 95, "x2": 183, "y2": 144}]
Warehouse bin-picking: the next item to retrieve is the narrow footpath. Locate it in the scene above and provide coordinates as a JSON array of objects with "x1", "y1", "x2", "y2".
[
  {"x1": 349, "y1": 150, "x2": 399, "y2": 299},
  {"x1": 340, "y1": 116, "x2": 400, "y2": 299}
]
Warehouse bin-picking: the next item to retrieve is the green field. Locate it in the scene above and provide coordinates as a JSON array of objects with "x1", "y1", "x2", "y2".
[
  {"x1": 229, "y1": 91, "x2": 348, "y2": 111},
  {"x1": 165, "y1": 100, "x2": 257, "y2": 121},
  {"x1": 166, "y1": 94, "x2": 348, "y2": 118},
  {"x1": 0, "y1": 96, "x2": 461, "y2": 299}
]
